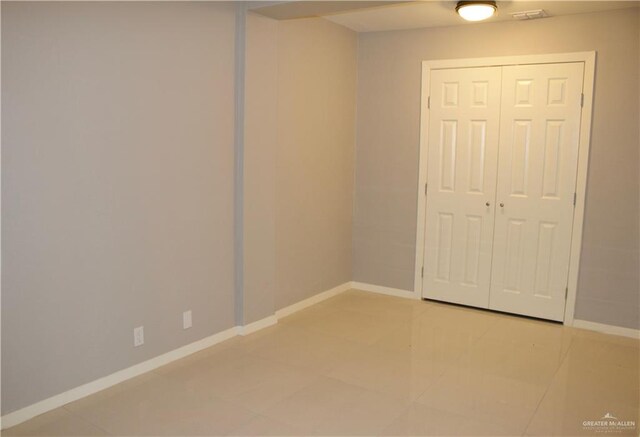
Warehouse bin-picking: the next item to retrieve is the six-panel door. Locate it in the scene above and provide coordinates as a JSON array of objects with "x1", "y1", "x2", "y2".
[
  {"x1": 422, "y1": 62, "x2": 584, "y2": 321},
  {"x1": 422, "y1": 67, "x2": 502, "y2": 308},
  {"x1": 489, "y1": 63, "x2": 584, "y2": 321}
]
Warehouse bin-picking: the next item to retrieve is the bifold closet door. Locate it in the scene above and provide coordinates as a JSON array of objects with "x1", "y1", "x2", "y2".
[
  {"x1": 489, "y1": 63, "x2": 584, "y2": 321},
  {"x1": 422, "y1": 67, "x2": 501, "y2": 308}
]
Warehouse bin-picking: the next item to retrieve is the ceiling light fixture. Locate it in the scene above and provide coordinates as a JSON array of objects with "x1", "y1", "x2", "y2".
[{"x1": 456, "y1": 1, "x2": 497, "y2": 22}]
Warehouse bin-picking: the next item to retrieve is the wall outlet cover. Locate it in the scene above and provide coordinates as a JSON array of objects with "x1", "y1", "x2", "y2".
[
  {"x1": 183, "y1": 310, "x2": 192, "y2": 329},
  {"x1": 134, "y1": 326, "x2": 144, "y2": 347}
]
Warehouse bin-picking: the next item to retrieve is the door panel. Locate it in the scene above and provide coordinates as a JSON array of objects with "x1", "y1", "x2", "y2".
[
  {"x1": 489, "y1": 62, "x2": 584, "y2": 321},
  {"x1": 422, "y1": 67, "x2": 501, "y2": 308}
]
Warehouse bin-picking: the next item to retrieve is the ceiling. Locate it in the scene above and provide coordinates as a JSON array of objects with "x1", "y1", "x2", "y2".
[
  {"x1": 249, "y1": 1, "x2": 410, "y2": 20},
  {"x1": 251, "y1": 1, "x2": 639, "y2": 33}
]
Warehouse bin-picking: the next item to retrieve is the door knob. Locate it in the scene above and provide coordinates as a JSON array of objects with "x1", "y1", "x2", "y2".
[
  {"x1": 486, "y1": 201, "x2": 490, "y2": 207},
  {"x1": 500, "y1": 202, "x2": 504, "y2": 207}
]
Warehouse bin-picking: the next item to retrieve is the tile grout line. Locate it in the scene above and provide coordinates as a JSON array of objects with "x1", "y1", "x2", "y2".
[
  {"x1": 61, "y1": 404, "x2": 113, "y2": 436},
  {"x1": 519, "y1": 335, "x2": 578, "y2": 436},
  {"x1": 412, "y1": 316, "x2": 535, "y2": 435},
  {"x1": 396, "y1": 312, "x2": 502, "y2": 413},
  {"x1": 414, "y1": 330, "x2": 481, "y2": 400}
]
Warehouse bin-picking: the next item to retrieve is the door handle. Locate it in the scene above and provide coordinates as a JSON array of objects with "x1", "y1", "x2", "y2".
[
  {"x1": 500, "y1": 202, "x2": 504, "y2": 208},
  {"x1": 486, "y1": 202, "x2": 491, "y2": 207}
]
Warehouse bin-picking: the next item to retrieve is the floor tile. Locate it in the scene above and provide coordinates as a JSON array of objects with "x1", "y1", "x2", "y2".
[
  {"x1": 328, "y1": 343, "x2": 447, "y2": 402},
  {"x1": 6, "y1": 289, "x2": 639, "y2": 436},
  {"x1": 227, "y1": 414, "x2": 310, "y2": 436},
  {"x1": 148, "y1": 396, "x2": 257, "y2": 436},
  {"x1": 66, "y1": 372, "x2": 256, "y2": 435},
  {"x1": 380, "y1": 402, "x2": 514, "y2": 436},
  {"x1": 2, "y1": 408, "x2": 108, "y2": 436},
  {"x1": 525, "y1": 353, "x2": 640, "y2": 436},
  {"x1": 153, "y1": 342, "x2": 252, "y2": 377},
  {"x1": 526, "y1": 398, "x2": 639, "y2": 436},
  {"x1": 239, "y1": 323, "x2": 369, "y2": 374},
  {"x1": 416, "y1": 304, "x2": 502, "y2": 337},
  {"x1": 261, "y1": 374, "x2": 408, "y2": 436},
  {"x1": 261, "y1": 376, "x2": 366, "y2": 430},
  {"x1": 319, "y1": 289, "x2": 430, "y2": 319},
  {"x1": 282, "y1": 306, "x2": 411, "y2": 345},
  {"x1": 573, "y1": 327, "x2": 640, "y2": 348},
  {"x1": 223, "y1": 363, "x2": 321, "y2": 413},
  {"x1": 559, "y1": 344, "x2": 640, "y2": 405},
  {"x1": 373, "y1": 310, "x2": 484, "y2": 362},
  {"x1": 310, "y1": 384, "x2": 408, "y2": 436},
  {"x1": 64, "y1": 371, "x2": 179, "y2": 418},
  {"x1": 160, "y1": 352, "x2": 316, "y2": 408},
  {"x1": 566, "y1": 331, "x2": 640, "y2": 370},
  {"x1": 481, "y1": 316, "x2": 575, "y2": 355},
  {"x1": 455, "y1": 334, "x2": 567, "y2": 386},
  {"x1": 416, "y1": 365, "x2": 547, "y2": 435}
]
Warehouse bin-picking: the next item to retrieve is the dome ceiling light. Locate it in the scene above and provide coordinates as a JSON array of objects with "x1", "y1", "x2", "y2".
[{"x1": 456, "y1": 1, "x2": 497, "y2": 22}]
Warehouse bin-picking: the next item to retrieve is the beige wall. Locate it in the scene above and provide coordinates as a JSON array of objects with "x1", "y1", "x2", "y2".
[
  {"x1": 2, "y1": 2, "x2": 237, "y2": 414},
  {"x1": 354, "y1": 8, "x2": 640, "y2": 329},
  {"x1": 276, "y1": 17, "x2": 357, "y2": 309}
]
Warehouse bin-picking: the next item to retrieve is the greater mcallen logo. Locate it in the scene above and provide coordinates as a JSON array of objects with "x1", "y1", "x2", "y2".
[{"x1": 582, "y1": 412, "x2": 636, "y2": 433}]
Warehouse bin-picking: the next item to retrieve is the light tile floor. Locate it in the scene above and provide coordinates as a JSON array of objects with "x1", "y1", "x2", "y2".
[{"x1": 5, "y1": 289, "x2": 639, "y2": 436}]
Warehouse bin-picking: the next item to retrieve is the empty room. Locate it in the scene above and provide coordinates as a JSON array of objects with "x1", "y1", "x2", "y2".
[{"x1": 1, "y1": 1, "x2": 639, "y2": 436}]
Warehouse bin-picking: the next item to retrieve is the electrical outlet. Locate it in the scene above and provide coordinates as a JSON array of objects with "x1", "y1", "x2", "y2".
[
  {"x1": 134, "y1": 326, "x2": 144, "y2": 347},
  {"x1": 183, "y1": 310, "x2": 192, "y2": 330}
]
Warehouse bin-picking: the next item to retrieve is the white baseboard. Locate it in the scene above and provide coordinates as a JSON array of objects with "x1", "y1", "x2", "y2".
[
  {"x1": 11, "y1": 281, "x2": 635, "y2": 430},
  {"x1": 275, "y1": 282, "x2": 351, "y2": 319},
  {"x1": 1, "y1": 281, "x2": 352, "y2": 430},
  {"x1": 0, "y1": 326, "x2": 238, "y2": 430},
  {"x1": 237, "y1": 315, "x2": 278, "y2": 336},
  {"x1": 351, "y1": 281, "x2": 419, "y2": 300},
  {"x1": 352, "y1": 283, "x2": 640, "y2": 341},
  {"x1": 573, "y1": 319, "x2": 640, "y2": 339},
  {"x1": 353, "y1": 286, "x2": 640, "y2": 341}
]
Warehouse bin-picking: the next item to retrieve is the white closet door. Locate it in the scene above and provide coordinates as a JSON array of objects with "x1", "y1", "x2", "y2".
[
  {"x1": 422, "y1": 67, "x2": 502, "y2": 308},
  {"x1": 489, "y1": 63, "x2": 584, "y2": 321}
]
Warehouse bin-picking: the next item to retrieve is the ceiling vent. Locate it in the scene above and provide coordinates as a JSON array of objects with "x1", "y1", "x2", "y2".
[{"x1": 511, "y1": 9, "x2": 548, "y2": 20}]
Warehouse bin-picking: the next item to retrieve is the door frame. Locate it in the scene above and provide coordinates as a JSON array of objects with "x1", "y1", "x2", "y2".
[{"x1": 413, "y1": 52, "x2": 596, "y2": 325}]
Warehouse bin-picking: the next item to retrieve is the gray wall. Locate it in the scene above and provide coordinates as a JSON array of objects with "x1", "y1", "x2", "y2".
[
  {"x1": 6, "y1": 0, "x2": 635, "y2": 419},
  {"x1": 354, "y1": 8, "x2": 640, "y2": 329},
  {"x1": 2, "y1": 2, "x2": 237, "y2": 414},
  {"x1": 242, "y1": 14, "x2": 358, "y2": 319},
  {"x1": 242, "y1": 11, "x2": 279, "y2": 324},
  {"x1": 2, "y1": 3, "x2": 358, "y2": 414},
  {"x1": 275, "y1": 17, "x2": 357, "y2": 309}
]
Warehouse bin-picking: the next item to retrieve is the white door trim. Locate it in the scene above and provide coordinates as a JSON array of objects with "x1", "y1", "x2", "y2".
[{"x1": 413, "y1": 51, "x2": 596, "y2": 325}]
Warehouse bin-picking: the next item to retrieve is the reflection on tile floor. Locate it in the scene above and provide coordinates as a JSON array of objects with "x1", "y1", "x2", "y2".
[{"x1": 5, "y1": 289, "x2": 639, "y2": 436}]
